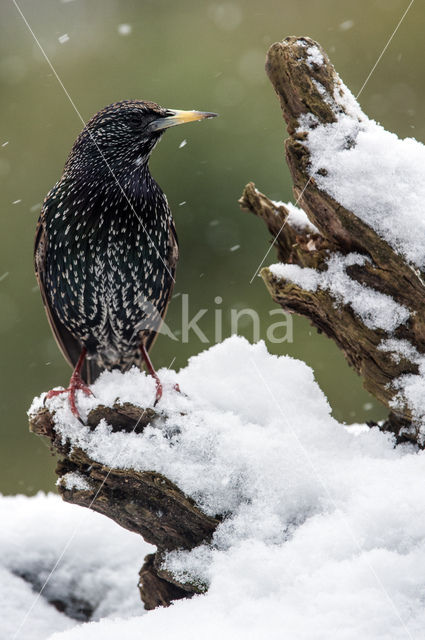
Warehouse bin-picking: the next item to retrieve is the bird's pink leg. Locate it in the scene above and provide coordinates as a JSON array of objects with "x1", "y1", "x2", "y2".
[
  {"x1": 140, "y1": 343, "x2": 163, "y2": 404},
  {"x1": 139, "y1": 344, "x2": 182, "y2": 402},
  {"x1": 46, "y1": 347, "x2": 92, "y2": 418}
]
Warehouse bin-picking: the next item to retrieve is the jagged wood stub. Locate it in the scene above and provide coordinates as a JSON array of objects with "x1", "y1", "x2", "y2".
[
  {"x1": 240, "y1": 36, "x2": 425, "y2": 443},
  {"x1": 29, "y1": 403, "x2": 219, "y2": 610}
]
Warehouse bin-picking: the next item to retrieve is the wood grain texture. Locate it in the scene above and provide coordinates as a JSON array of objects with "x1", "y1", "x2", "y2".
[
  {"x1": 241, "y1": 36, "x2": 425, "y2": 443},
  {"x1": 29, "y1": 403, "x2": 219, "y2": 608}
]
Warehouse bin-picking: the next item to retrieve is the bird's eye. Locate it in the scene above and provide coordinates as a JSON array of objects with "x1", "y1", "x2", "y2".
[{"x1": 128, "y1": 115, "x2": 142, "y2": 127}]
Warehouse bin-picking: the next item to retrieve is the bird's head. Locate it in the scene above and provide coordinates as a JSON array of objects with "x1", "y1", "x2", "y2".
[{"x1": 64, "y1": 99, "x2": 217, "y2": 178}]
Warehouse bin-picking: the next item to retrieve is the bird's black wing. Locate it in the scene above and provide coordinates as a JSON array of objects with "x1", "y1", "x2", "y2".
[
  {"x1": 144, "y1": 218, "x2": 179, "y2": 354},
  {"x1": 34, "y1": 209, "x2": 101, "y2": 384}
]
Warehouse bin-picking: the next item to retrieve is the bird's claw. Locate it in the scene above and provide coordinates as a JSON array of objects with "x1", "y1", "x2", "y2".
[
  {"x1": 153, "y1": 378, "x2": 163, "y2": 406},
  {"x1": 152, "y1": 380, "x2": 182, "y2": 407},
  {"x1": 46, "y1": 374, "x2": 93, "y2": 420}
]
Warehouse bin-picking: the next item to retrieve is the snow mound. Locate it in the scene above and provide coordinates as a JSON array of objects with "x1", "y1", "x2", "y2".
[
  {"x1": 23, "y1": 337, "x2": 425, "y2": 638},
  {"x1": 0, "y1": 493, "x2": 152, "y2": 640},
  {"x1": 298, "y1": 59, "x2": 425, "y2": 269}
]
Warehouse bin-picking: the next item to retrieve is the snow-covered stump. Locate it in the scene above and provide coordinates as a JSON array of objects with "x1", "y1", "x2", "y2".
[
  {"x1": 29, "y1": 402, "x2": 219, "y2": 610},
  {"x1": 19, "y1": 339, "x2": 425, "y2": 637},
  {"x1": 241, "y1": 36, "x2": 425, "y2": 444}
]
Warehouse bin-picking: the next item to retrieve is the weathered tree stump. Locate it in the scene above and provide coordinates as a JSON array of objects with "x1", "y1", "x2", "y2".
[
  {"x1": 29, "y1": 403, "x2": 220, "y2": 610},
  {"x1": 29, "y1": 35, "x2": 425, "y2": 619},
  {"x1": 240, "y1": 36, "x2": 425, "y2": 445}
]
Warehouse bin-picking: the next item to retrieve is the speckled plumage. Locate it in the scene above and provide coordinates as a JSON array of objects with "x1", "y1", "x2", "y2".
[{"x1": 35, "y1": 100, "x2": 183, "y2": 383}]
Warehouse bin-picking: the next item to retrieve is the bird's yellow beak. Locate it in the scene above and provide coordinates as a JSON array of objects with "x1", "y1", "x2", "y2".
[{"x1": 150, "y1": 109, "x2": 218, "y2": 132}]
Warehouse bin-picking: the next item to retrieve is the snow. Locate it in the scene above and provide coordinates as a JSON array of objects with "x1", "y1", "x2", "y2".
[
  {"x1": 255, "y1": 184, "x2": 318, "y2": 234},
  {"x1": 58, "y1": 34, "x2": 69, "y2": 44},
  {"x1": 0, "y1": 493, "x2": 152, "y2": 640},
  {"x1": 272, "y1": 199, "x2": 319, "y2": 234},
  {"x1": 306, "y1": 45, "x2": 324, "y2": 68},
  {"x1": 298, "y1": 62, "x2": 425, "y2": 269},
  {"x1": 117, "y1": 24, "x2": 132, "y2": 36},
  {"x1": 339, "y1": 19, "x2": 354, "y2": 31},
  {"x1": 270, "y1": 253, "x2": 410, "y2": 332},
  {"x1": 270, "y1": 262, "x2": 320, "y2": 291},
  {"x1": 59, "y1": 471, "x2": 92, "y2": 491},
  {"x1": 178, "y1": 139, "x2": 187, "y2": 149},
  {"x1": 312, "y1": 77, "x2": 332, "y2": 103},
  {"x1": 1, "y1": 566, "x2": 72, "y2": 640},
  {"x1": 19, "y1": 337, "x2": 425, "y2": 638},
  {"x1": 380, "y1": 338, "x2": 425, "y2": 440}
]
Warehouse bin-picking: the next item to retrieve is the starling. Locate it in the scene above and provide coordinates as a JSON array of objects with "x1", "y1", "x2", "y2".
[{"x1": 34, "y1": 100, "x2": 217, "y2": 417}]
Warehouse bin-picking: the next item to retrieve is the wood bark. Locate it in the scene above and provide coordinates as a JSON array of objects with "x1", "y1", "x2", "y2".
[
  {"x1": 240, "y1": 36, "x2": 424, "y2": 444},
  {"x1": 29, "y1": 403, "x2": 219, "y2": 610}
]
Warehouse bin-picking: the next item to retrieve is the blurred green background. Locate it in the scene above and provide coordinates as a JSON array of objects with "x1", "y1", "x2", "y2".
[{"x1": 0, "y1": 0, "x2": 423, "y2": 494}]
